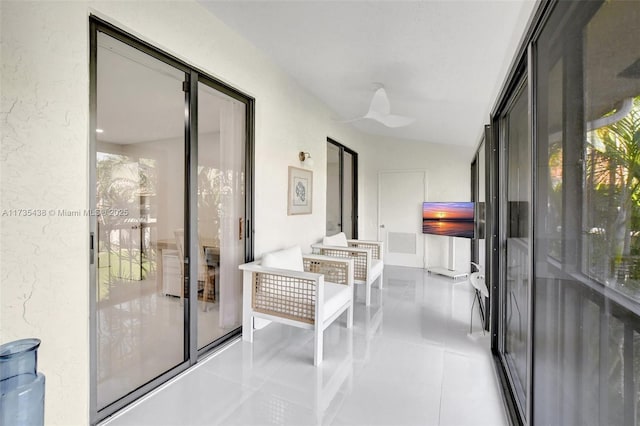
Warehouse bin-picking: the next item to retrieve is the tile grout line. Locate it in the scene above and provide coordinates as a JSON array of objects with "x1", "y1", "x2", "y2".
[{"x1": 437, "y1": 348, "x2": 445, "y2": 426}]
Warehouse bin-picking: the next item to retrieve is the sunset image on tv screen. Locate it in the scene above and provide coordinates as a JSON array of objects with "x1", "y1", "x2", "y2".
[{"x1": 422, "y1": 202, "x2": 474, "y2": 238}]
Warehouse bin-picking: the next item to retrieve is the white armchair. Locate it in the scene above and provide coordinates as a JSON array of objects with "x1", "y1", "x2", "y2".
[
  {"x1": 239, "y1": 246, "x2": 354, "y2": 366},
  {"x1": 311, "y1": 232, "x2": 384, "y2": 306}
]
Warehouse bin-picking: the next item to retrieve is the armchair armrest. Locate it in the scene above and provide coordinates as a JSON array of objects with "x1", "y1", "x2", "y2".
[
  {"x1": 240, "y1": 260, "x2": 323, "y2": 325},
  {"x1": 310, "y1": 244, "x2": 372, "y2": 282},
  {"x1": 303, "y1": 254, "x2": 354, "y2": 288},
  {"x1": 347, "y1": 239, "x2": 384, "y2": 261},
  {"x1": 239, "y1": 260, "x2": 322, "y2": 280}
]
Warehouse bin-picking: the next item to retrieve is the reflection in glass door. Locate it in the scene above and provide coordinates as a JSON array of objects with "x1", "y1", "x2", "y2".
[
  {"x1": 197, "y1": 81, "x2": 246, "y2": 349},
  {"x1": 490, "y1": 2, "x2": 640, "y2": 425},
  {"x1": 500, "y1": 79, "x2": 530, "y2": 419},
  {"x1": 95, "y1": 32, "x2": 187, "y2": 410},
  {"x1": 532, "y1": 2, "x2": 640, "y2": 425}
]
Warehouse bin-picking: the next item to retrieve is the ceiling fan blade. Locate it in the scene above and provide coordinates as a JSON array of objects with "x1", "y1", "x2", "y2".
[
  {"x1": 368, "y1": 87, "x2": 391, "y2": 115},
  {"x1": 336, "y1": 116, "x2": 366, "y2": 123},
  {"x1": 336, "y1": 84, "x2": 413, "y2": 128},
  {"x1": 364, "y1": 109, "x2": 383, "y2": 121},
  {"x1": 377, "y1": 114, "x2": 415, "y2": 128}
]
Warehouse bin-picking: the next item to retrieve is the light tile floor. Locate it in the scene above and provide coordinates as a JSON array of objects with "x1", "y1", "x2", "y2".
[{"x1": 102, "y1": 266, "x2": 507, "y2": 426}]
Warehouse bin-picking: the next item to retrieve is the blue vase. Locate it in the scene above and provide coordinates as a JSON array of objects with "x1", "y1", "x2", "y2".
[{"x1": 0, "y1": 338, "x2": 45, "y2": 426}]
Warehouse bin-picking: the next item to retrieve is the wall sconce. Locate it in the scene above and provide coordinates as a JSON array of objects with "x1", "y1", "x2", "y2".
[{"x1": 299, "y1": 151, "x2": 314, "y2": 166}]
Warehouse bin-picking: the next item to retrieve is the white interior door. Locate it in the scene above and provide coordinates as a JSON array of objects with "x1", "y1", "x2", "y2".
[{"x1": 378, "y1": 171, "x2": 425, "y2": 267}]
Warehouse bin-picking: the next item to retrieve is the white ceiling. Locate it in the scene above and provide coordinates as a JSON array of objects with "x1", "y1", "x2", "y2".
[{"x1": 199, "y1": 0, "x2": 537, "y2": 147}]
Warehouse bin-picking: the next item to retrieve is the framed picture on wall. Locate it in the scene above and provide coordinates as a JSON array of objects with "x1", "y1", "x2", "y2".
[{"x1": 288, "y1": 166, "x2": 313, "y2": 215}]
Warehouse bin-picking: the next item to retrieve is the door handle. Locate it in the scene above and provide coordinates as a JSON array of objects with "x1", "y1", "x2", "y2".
[
  {"x1": 380, "y1": 224, "x2": 385, "y2": 228},
  {"x1": 239, "y1": 218, "x2": 243, "y2": 241},
  {"x1": 90, "y1": 232, "x2": 95, "y2": 265}
]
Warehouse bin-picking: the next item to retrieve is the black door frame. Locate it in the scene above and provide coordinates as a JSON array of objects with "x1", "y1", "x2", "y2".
[
  {"x1": 471, "y1": 141, "x2": 489, "y2": 330},
  {"x1": 89, "y1": 16, "x2": 254, "y2": 424},
  {"x1": 327, "y1": 138, "x2": 359, "y2": 239}
]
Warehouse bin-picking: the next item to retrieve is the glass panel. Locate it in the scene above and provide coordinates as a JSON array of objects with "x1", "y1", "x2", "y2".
[
  {"x1": 580, "y1": 300, "x2": 601, "y2": 425},
  {"x1": 503, "y1": 82, "x2": 530, "y2": 412},
  {"x1": 197, "y1": 82, "x2": 245, "y2": 349},
  {"x1": 326, "y1": 143, "x2": 341, "y2": 235},
  {"x1": 607, "y1": 316, "x2": 625, "y2": 425},
  {"x1": 635, "y1": 330, "x2": 640, "y2": 424},
  {"x1": 479, "y1": 142, "x2": 486, "y2": 267},
  {"x1": 546, "y1": 58, "x2": 563, "y2": 261},
  {"x1": 96, "y1": 33, "x2": 186, "y2": 409},
  {"x1": 342, "y1": 151, "x2": 353, "y2": 239},
  {"x1": 584, "y1": 45, "x2": 640, "y2": 296},
  {"x1": 533, "y1": 1, "x2": 640, "y2": 425}
]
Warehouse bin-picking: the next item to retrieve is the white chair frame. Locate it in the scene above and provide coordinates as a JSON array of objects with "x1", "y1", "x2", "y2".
[
  {"x1": 240, "y1": 254, "x2": 354, "y2": 366},
  {"x1": 311, "y1": 239, "x2": 384, "y2": 306}
]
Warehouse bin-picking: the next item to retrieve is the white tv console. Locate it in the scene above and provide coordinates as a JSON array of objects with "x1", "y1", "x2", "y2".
[
  {"x1": 426, "y1": 236, "x2": 469, "y2": 280},
  {"x1": 427, "y1": 266, "x2": 468, "y2": 279}
]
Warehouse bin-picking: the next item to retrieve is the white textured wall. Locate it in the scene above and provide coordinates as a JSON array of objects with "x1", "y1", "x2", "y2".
[
  {"x1": 0, "y1": 1, "x2": 473, "y2": 425},
  {"x1": 1, "y1": 2, "x2": 91, "y2": 426},
  {"x1": 357, "y1": 136, "x2": 475, "y2": 271}
]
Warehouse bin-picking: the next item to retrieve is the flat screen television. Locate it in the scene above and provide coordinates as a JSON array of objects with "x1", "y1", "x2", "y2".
[{"x1": 422, "y1": 202, "x2": 475, "y2": 238}]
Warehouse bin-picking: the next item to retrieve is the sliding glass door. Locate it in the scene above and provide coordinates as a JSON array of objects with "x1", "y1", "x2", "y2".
[
  {"x1": 95, "y1": 32, "x2": 188, "y2": 411},
  {"x1": 533, "y1": 1, "x2": 640, "y2": 425},
  {"x1": 90, "y1": 19, "x2": 253, "y2": 423},
  {"x1": 326, "y1": 138, "x2": 358, "y2": 238},
  {"x1": 499, "y1": 79, "x2": 530, "y2": 419},
  {"x1": 196, "y1": 81, "x2": 246, "y2": 349},
  {"x1": 491, "y1": 1, "x2": 640, "y2": 425}
]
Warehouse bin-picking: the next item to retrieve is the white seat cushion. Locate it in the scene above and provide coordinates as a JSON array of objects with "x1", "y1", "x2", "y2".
[
  {"x1": 323, "y1": 232, "x2": 348, "y2": 247},
  {"x1": 370, "y1": 259, "x2": 384, "y2": 280},
  {"x1": 262, "y1": 246, "x2": 304, "y2": 272},
  {"x1": 323, "y1": 282, "x2": 351, "y2": 321}
]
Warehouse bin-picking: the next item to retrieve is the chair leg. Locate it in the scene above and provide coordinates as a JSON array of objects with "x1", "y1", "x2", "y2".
[
  {"x1": 242, "y1": 271, "x2": 253, "y2": 342},
  {"x1": 347, "y1": 303, "x2": 353, "y2": 328},
  {"x1": 469, "y1": 292, "x2": 477, "y2": 334},
  {"x1": 180, "y1": 274, "x2": 184, "y2": 301},
  {"x1": 202, "y1": 276, "x2": 213, "y2": 312},
  {"x1": 243, "y1": 313, "x2": 253, "y2": 342},
  {"x1": 314, "y1": 327, "x2": 323, "y2": 366},
  {"x1": 365, "y1": 281, "x2": 371, "y2": 306},
  {"x1": 379, "y1": 270, "x2": 384, "y2": 289},
  {"x1": 211, "y1": 271, "x2": 216, "y2": 303}
]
